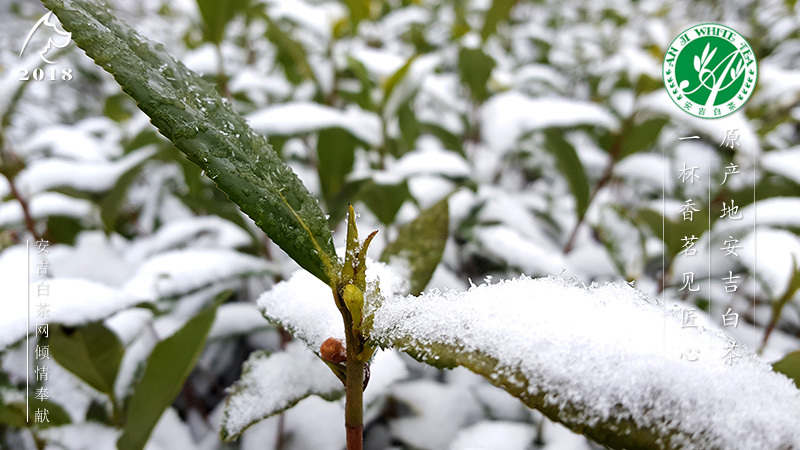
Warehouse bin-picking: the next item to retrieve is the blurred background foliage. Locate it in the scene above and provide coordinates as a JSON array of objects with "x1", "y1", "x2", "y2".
[{"x1": 1, "y1": 0, "x2": 799, "y2": 448}]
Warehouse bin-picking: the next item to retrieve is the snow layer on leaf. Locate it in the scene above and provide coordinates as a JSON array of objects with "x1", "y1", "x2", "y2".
[
  {"x1": 258, "y1": 269, "x2": 342, "y2": 348},
  {"x1": 221, "y1": 341, "x2": 342, "y2": 440},
  {"x1": 475, "y1": 226, "x2": 568, "y2": 276},
  {"x1": 19, "y1": 125, "x2": 114, "y2": 161},
  {"x1": 0, "y1": 192, "x2": 95, "y2": 227},
  {"x1": 257, "y1": 261, "x2": 407, "y2": 350},
  {"x1": 449, "y1": 421, "x2": 536, "y2": 450},
  {"x1": 480, "y1": 92, "x2": 618, "y2": 153},
  {"x1": 739, "y1": 228, "x2": 800, "y2": 299},
  {"x1": 370, "y1": 276, "x2": 800, "y2": 448},
  {"x1": 124, "y1": 249, "x2": 273, "y2": 299},
  {"x1": 126, "y1": 216, "x2": 252, "y2": 263},
  {"x1": 209, "y1": 303, "x2": 271, "y2": 340},
  {"x1": 762, "y1": 146, "x2": 800, "y2": 185},
  {"x1": 247, "y1": 102, "x2": 381, "y2": 146},
  {"x1": 16, "y1": 147, "x2": 155, "y2": 195},
  {"x1": 0, "y1": 245, "x2": 140, "y2": 348}
]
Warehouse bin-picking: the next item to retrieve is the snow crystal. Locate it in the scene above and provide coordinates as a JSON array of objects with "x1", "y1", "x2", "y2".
[
  {"x1": 247, "y1": 102, "x2": 382, "y2": 146},
  {"x1": 480, "y1": 92, "x2": 619, "y2": 154},
  {"x1": 221, "y1": 341, "x2": 342, "y2": 440},
  {"x1": 369, "y1": 276, "x2": 800, "y2": 448}
]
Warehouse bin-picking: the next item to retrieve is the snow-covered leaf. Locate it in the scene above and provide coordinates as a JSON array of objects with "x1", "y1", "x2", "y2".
[
  {"x1": 248, "y1": 102, "x2": 381, "y2": 146},
  {"x1": 762, "y1": 146, "x2": 800, "y2": 185},
  {"x1": 368, "y1": 276, "x2": 800, "y2": 448},
  {"x1": 480, "y1": 92, "x2": 618, "y2": 154},
  {"x1": 43, "y1": 0, "x2": 338, "y2": 285},
  {"x1": 123, "y1": 248, "x2": 275, "y2": 299},
  {"x1": 220, "y1": 341, "x2": 343, "y2": 441},
  {"x1": 0, "y1": 247, "x2": 141, "y2": 349}
]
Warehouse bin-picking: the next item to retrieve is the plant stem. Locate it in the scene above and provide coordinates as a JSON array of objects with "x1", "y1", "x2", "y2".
[{"x1": 344, "y1": 328, "x2": 364, "y2": 450}]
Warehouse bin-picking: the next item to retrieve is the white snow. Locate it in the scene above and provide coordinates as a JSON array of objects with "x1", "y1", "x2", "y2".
[
  {"x1": 762, "y1": 146, "x2": 800, "y2": 185},
  {"x1": 209, "y1": 303, "x2": 272, "y2": 340},
  {"x1": 247, "y1": 102, "x2": 382, "y2": 146},
  {"x1": 16, "y1": 147, "x2": 155, "y2": 195},
  {"x1": 449, "y1": 421, "x2": 536, "y2": 450},
  {"x1": 389, "y1": 379, "x2": 483, "y2": 449},
  {"x1": 0, "y1": 192, "x2": 96, "y2": 228},
  {"x1": 739, "y1": 228, "x2": 800, "y2": 299},
  {"x1": 221, "y1": 341, "x2": 343, "y2": 440},
  {"x1": 126, "y1": 216, "x2": 253, "y2": 263},
  {"x1": 123, "y1": 248, "x2": 274, "y2": 299},
  {"x1": 480, "y1": 92, "x2": 619, "y2": 153},
  {"x1": 257, "y1": 261, "x2": 407, "y2": 350},
  {"x1": 0, "y1": 251, "x2": 142, "y2": 350},
  {"x1": 369, "y1": 276, "x2": 800, "y2": 448},
  {"x1": 475, "y1": 225, "x2": 568, "y2": 276}
]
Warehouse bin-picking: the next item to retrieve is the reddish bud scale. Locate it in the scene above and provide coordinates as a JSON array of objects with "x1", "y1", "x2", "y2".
[{"x1": 320, "y1": 337, "x2": 347, "y2": 363}]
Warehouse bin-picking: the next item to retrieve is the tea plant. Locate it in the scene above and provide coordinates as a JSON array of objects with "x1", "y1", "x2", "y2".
[{"x1": 1, "y1": 0, "x2": 800, "y2": 448}]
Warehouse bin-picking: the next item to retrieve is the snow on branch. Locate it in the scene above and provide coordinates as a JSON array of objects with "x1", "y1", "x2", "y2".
[{"x1": 368, "y1": 276, "x2": 800, "y2": 449}]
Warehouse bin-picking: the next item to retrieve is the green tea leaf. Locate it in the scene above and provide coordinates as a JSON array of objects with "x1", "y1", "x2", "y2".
[
  {"x1": 195, "y1": 0, "x2": 247, "y2": 44},
  {"x1": 359, "y1": 180, "x2": 410, "y2": 225},
  {"x1": 343, "y1": 0, "x2": 369, "y2": 28},
  {"x1": 383, "y1": 54, "x2": 417, "y2": 106},
  {"x1": 773, "y1": 351, "x2": 800, "y2": 389},
  {"x1": 620, "y1": 117, "x2": 668, "y2": 159},
  {"x1": 100, "y1": 153, "x2": 152, "y2": 234},
  {"x1": 458, "y1": 47, "x2": 496, "y2": 102},
  {"x1": 117, "y1": 303, "x2": 218, "y2": 450},
  {"x1": 49, "y1": 322, "x2": 124, "y2": 397},
  {"x1": 317, "y1": 128, "x2": 356, "y2": 213},
  {"x1": 261, "y1": 14, "x2": 319, "y2": 86},
  {"x1": 381, "y1": 197, "x2": 449, "y2": 295},
  {"x1": 481, "y1": 0, "x2": 517, "y2": 41},
  {"x1": 42, "y1": 0, "x2": 337, "y2": 284},
  {"x1": 0, "y1": 400, "x2": 71, "y2": 429},
  {"x1": 543, "y1": 129, "x2": 590, "y2": 219}
]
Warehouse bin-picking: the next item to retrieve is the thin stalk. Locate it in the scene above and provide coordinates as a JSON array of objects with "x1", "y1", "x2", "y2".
[{"x1": 344, "y1": 327, "x2": 364, "y2": 450}]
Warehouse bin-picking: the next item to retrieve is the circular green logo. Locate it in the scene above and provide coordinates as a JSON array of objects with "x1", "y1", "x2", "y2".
[{"x1": 663, "y1": 23, "x2": 757, "y2": 118}]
